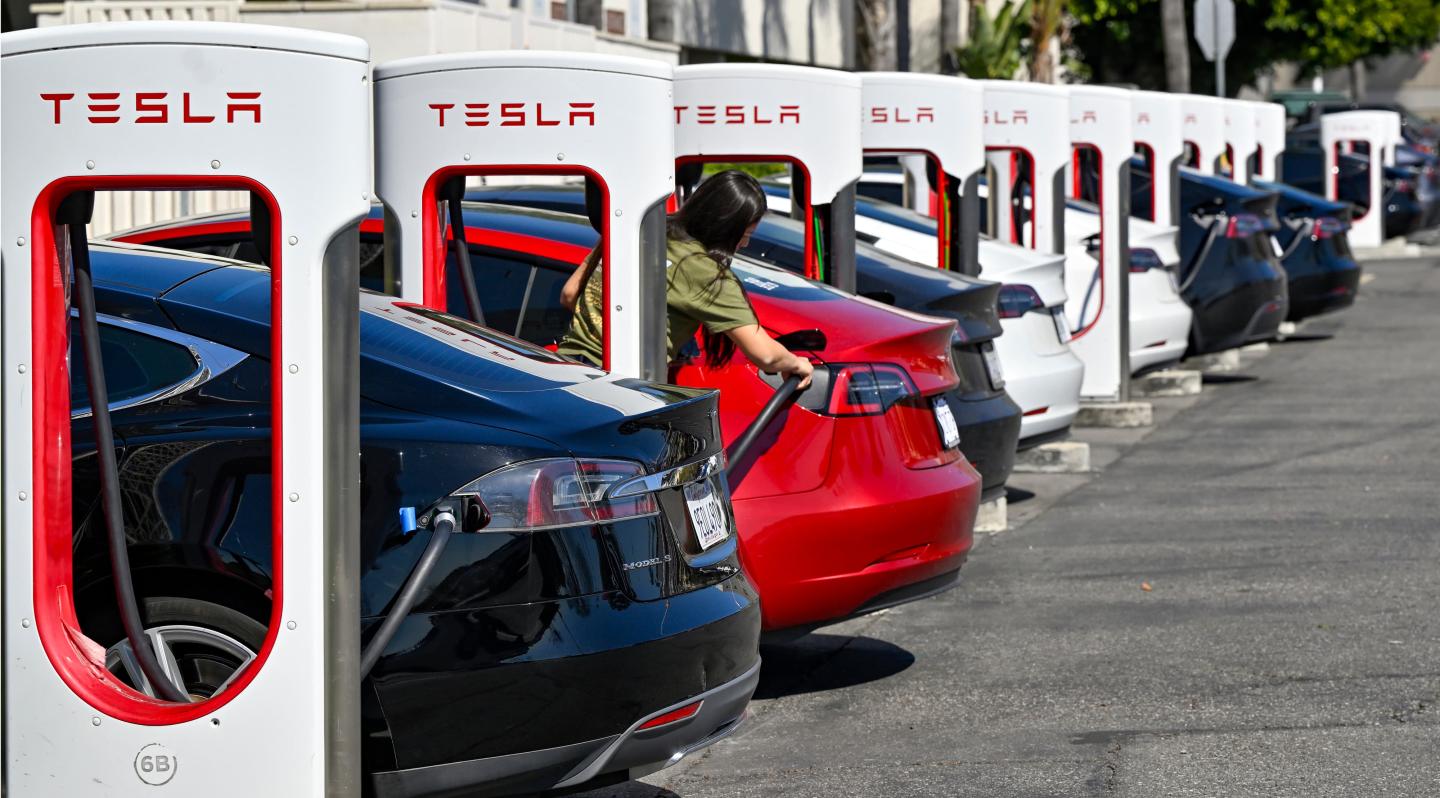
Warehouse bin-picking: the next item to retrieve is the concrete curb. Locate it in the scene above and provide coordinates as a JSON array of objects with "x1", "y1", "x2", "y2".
[
  {"x1": 1132, "y1": 369, "x2": 1202, "y2": 398},
  {"x1": 1013, "y1": 441, "x2": 1091, "y2": 474},
  {"x1": 1075, "y1": 401, "x2": 1154, "y2": 428},
  {"x1": 975, "y1": 496, "x2": 1007, "y2": 534}
]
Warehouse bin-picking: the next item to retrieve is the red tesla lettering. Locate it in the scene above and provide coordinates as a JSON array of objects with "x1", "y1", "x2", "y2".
[
  {"x1": 1074, "y1": 110, "x2": 1096, "y2": 124},
  {"x1": 895, "y1": 107, "x2": 910, "y2": 123},
  {"x1": 673, "y1": 105, "x2": 687, "y2": 124},
  {"x1": 1014, "y1": 110, "x2": 1029, "y2": 124},
  {"x1": 917, "y1": 106, "x2": 934, "y2": 122},
  {"x1": 135, "y1": 92, "x2": 168, "y2": 124},
  {"x1": 430, "y1": 103, "x2": 454, "y2": 126},
  {"x1": 779, "y1": 105, "x2": 800, "y2": 123},
  {"x1": 570, "y1": 102, "x2": 595, "y2": 125},
  {"x1": 726, "y1": 105, "x2": 745, "y2": 124},
  {"x1": 697, "y1": 105, "x2": 717, "y2": 125},
  {"x1": 1137, "y1": 112, "x2": 1151, "y2": 124},
  {"x1": 870, "y1": 107, "x2": 888, "y2": 124},
  {"x1": 500, "y1": 102, "x2": 525, "y2": 126},
  {"x1": 753, "y1": 105, "x2": 772, "y2": 124},
  {"x1": 87, "y1": 93, "x2": 120, "y2": 124},
  {"x1": 183, "y1": 93, "x2": 215, "y2": 124},
  {"x1": 1184, "y1": 114, "x2": 1197, "y2": 125},
  {"x1": 41, "y1": 93, "x2": 74, "y2": 124},
  {"x1": 226, "y1": 92, "x2": 261, "y2": 124},
  {"x1": 535, "y1": 102, "x2": 559, "y2": 126},
  {"x1": 464, "y1": 103, "x2": 489, "y2": 127}
]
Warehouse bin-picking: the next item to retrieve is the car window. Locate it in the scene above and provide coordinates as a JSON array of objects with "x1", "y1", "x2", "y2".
[
  {"x1": 858, "y1": 181, "x2": 905, "y2": 206},
  {"x1": 70, "y1": 321, "x2": 199, "y2": 410},
  {"x1": 519, "y1": 263, "x2": 574, "y2": 347},
  {"x1": 445, "y1": 247, "x2": 532, "y2": 336}
]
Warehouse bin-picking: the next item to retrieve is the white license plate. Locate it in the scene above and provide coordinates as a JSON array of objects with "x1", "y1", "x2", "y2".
[
  {"x1": 981, "y1": 343, "x2": 1005, "y2": 390},
  {"x1": 932, "y1": 397, "x2": 961, "y2": 449},
  {"x1": 684, "y1": 480, "x2": 729, "y2": 551},
  {"x1": 1052, "y1": 309, "x2": 1072, "y2": 344}
]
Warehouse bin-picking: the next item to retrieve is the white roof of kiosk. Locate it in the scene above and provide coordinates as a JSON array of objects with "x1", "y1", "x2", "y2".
[
  {"x1": 981, "y1": 80, "x2": 1069, "y2": 255},
  {"x1": 1181, "y1": 94, "x2": 1226, "y2": 176},
  {"x1": 373, "y1": 52, "x2": 675, "y2": 380},
  {"x1": 1223, "y1": 99, "x2": 1258, "y2": 183},
  {"x1": 1252, "y1": 100, "x2": 1286, "y2": 181},
  {"x1": 673, "y1": 64, "x2": 862, "y2": 205},
  {"x1": 861, "y1": 72, "x2": 984, "y2": 272},
  {"x1": 1064, "y1": 85, "x2": 1133, "y2": 402},
  {"x1": 1132, "y1": 91, "x2": 1183, "y2": 227},
  {"x1": 1, "y1": 22, "x2": 370, "y2": 792}
]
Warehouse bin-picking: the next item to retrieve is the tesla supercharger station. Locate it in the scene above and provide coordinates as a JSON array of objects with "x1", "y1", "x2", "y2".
[
  {"x1": 2, "y1": 23, "x2": 369, "y2": 795},
  {"x1": 374, "y1": 52, "x2": 675, "y2": 380},
  {"x1": 860, "y1": 73, "x2": 985, "y2": 275},
  {"x1": 1252, "y1": 101, "x2": 1287, "y2": 182},
  {"x1": 1322, "y1": 110, "x2": 1403, "y2": 248},
  {"x1": 1223, "y1": 99, "x2": 1258, "y2": 184},
  {"x1": 1181, "y1": 94, "x2": 1227, "y2": 176},
  {"x1": 1132, "y1": 90, "x2": 1184, "y2": 227},
  {"x1": 673, "y1": 64, "x2": 862, "y2": 292},
  {"x1": 981, "y1": 80, "x2": 1069, "y2": 256},
  {"x1": 1064, "y1": 86, "x2": 1133, "y2": 402}
]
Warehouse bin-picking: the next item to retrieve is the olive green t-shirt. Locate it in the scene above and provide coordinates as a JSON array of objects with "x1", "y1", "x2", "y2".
[{"x1": 558, "y1": 236, "x2": 759, "y2": 365}]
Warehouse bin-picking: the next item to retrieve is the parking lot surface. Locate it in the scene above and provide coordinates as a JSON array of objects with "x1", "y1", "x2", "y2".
[{"x1": 578, "y1": 255, "x2": 1440, "y2": 797}]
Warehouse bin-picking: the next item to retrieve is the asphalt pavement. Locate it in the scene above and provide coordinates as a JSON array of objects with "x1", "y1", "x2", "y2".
[{"x1": 577, "y1": 255, "x2": 1440, "y2": 798}]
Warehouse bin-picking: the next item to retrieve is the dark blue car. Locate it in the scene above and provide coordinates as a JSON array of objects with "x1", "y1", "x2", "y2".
[
  {"x1": 72, "y1": 240, "x2": 760, "y2": 797},
  {"x1": 1252, "y1": 180, "x2": 1362, "y2": 321}
]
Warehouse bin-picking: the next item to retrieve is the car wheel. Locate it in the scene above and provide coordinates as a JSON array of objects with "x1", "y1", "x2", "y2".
[{"x1": 102, "y1": 597, "x2": 266, "y2": 702}]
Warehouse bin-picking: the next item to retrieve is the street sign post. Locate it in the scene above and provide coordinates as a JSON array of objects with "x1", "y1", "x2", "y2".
[{"x1": 1193, "y1": 0, "x2": 1234, "y2": 97}]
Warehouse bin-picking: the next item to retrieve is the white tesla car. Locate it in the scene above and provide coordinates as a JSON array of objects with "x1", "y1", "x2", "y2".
[
  {"x1": 764, "y1": 185, "x2": 1083, "y2": 445},
  {"x1": 1062, "y1": 202, "x2": 1192, "y2": 374}
]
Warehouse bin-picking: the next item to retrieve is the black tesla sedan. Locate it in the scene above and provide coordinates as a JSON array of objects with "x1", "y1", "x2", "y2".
[
  {"x1": 1252, "y1": 180, "x2": 1362, "y2": 322},
  {"x1": 73, "y1": 241, "x2": 760, "y2": 797},
  {"x1": 461, "y1": 184, "x2": 1023, "y2": 504},
  {"x1": 1175, "y1": 171, "x2": 1290, "y2": 354}
]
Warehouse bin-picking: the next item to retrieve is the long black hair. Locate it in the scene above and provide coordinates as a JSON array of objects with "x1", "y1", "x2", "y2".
[{"x1": 669, "y1": 170, "x2": 768, "y2": 365}]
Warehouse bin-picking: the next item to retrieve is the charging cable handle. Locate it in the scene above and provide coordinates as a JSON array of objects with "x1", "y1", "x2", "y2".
[
  {"x1": 359, "y1": 508, "x2": 456, "y2": 679},
  {"x1": 440, "y1": 177, "x2": 487, "y2": 326},
  {"x1": 725, "y1": 374, "x2": 803, "y2": 481}
]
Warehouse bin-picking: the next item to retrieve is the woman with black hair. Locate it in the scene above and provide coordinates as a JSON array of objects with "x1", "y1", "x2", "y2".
[{"x1": 558, "y1": 170, "x2": 814, "y2": 389}]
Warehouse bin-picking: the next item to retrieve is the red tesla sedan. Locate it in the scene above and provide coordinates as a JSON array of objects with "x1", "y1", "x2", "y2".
[{"x1": 114, "y1": 203, "x2": 982, "y2": 631}]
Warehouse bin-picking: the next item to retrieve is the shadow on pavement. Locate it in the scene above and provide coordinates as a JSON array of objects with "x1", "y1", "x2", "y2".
[
  {"x1": 754, "y1": 634, "x2": 915, "y2": 700},
  {"x1": 1276, "y1": 332, "x2": 1336, "y2": 343},
  {"x1": 1201, "y1": 373, "x2": 1259, "y2": 385},
  {"x1": 563, "y1": 783, "x2": 682, "y2": 798},
  {"x1": 1007, "y1": 485, "x2": 1037, "y2": 504}
]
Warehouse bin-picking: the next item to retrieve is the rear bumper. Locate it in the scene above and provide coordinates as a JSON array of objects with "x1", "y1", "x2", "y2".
[
  {"x1": 1188, "y1": 273, "x2": 1289, "y2": 355},
  {"x1": 992, "y1": 313, "x2": 1083, "y2": 444},
  {"x1": 1286, "y1": 262, "x2": 1361, "y2": 321},
  {"x1": 734, "y1": 452, "x2": 981, "y2": 631},
  {"x1": 948, "y1": 388, "x2": 1022, "y2": 502},
  {"x1": 1129, "y1": 298, "x2": 1192, "y2": 375},
  {"x1": 371, "y1": 660, "x2": 760, "y2": 798}
]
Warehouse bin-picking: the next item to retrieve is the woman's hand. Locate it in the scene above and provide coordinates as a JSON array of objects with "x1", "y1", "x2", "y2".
[{"x1": 726, "y1": 325, "x2": 814, "y2": 390}]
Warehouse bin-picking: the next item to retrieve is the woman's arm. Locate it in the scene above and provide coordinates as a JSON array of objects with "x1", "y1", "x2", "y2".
[
  {"x1": 725, "y1": 324, "x2": 814, "y2": 389},
  {"x1": 561, "y1": 247, "x2": 601, "y2": 311}
]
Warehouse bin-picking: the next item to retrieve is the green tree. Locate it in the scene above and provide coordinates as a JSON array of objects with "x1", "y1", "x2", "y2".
[
  {"x1": 1069, "y1": 0, "x2": 1440, "y2": 95},
  {"x1": 954, "y1": 0, "x2": 1033, "y2": 79}
]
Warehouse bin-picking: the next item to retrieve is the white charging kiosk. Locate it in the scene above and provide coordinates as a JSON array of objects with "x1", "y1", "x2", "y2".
[
  {"x1": 374, "y1": 52, "x2": 675, "y2": 380},
  {"x1": 2, "y1": 23, "x2": 370, "y2": 795},
  {"x1": 1181, "y1": 94, "x2": 1227, "y2": 176},
  {"x1": 673, "y1": 64, "x2": 862, "y2": 291},
  {"x1": 1322, "y1": 110, "x2": 1403, "y2": 247},
  {"x1": 1223, "y1": 99, "x2": 1259, "y2": 184},
  {"x1": 860, "y1": 73, "x2": 985, "y2": 275},
  {"x1": 1064, "y1": 86, "x2": 1133, "y2": 402},
  {"x1": 1252, "y1": 101, "x2": 1287, "y2": 182},
  {"x1": 981, "y1": 80, "x2": 1070, "y2": 256},
  {"x1": 1132, "y1": 90, "x2": 1184, "y2": 227}
]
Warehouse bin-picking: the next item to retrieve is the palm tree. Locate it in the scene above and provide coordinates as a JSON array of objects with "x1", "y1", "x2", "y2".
[
  {"x1": 1028, "y1": 0, "x2": 1065, "y2": 83},
  {"x1": 953, "y1": 0, "x2": 1032, "y2": 80}
]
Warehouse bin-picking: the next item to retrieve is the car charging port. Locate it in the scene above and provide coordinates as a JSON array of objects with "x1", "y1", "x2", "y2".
[{"x1": 360, "y1": 505, "x2": 459, "y2": 678}]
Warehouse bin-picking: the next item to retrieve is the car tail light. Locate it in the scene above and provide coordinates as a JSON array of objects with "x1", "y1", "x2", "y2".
[
  {"x1": 997, "y1": 284, "x2": 1045, "y2": 318},
  {"x1": 824, "y1": 363, "x2": 918, "y2": 416},
  {"x1": 1388, "y1": 177, "x2": 1414, "y2": 193},
  {"x1": 450, "y1": 458, "x2": 656, "y2": 531},
  {"x1": 1224, "y1": 213, "x2": 1267, "y2": 238},
  {"x1": 1128, "y1": 248, "x2": 1166, "y2": 273},
  {"x1": 638, "y1": 701, "x2": 702, "y2": 730},
  {"x1": 1313, "y1": 216, "x2": 1347, "y2": 239}
]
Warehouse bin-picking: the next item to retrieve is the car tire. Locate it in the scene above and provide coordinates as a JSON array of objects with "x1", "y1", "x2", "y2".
[{"x1": 101, "y1": 596, "x2": 268, "y2": 701}]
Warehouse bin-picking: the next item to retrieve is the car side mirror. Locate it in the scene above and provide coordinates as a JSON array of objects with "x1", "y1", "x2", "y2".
[{"x1": 775, "y1": 328, "x2": 827, "y2": 352}]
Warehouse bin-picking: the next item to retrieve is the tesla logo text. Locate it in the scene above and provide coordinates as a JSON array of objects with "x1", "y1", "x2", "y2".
[
  {"x1": 42, "y1": 92, "x2": 261, "y2": 124},
  {"x1": 623, "y1": 555, "x2": 672, "y2": 571},
  {"x1": 1184, "y1": 114, "x2": 1198, "y2": 125},
  {"x1": 984, "y1": 110, "x2": 1029, "y2": 125},
  {"x1": 869, "y1": 106, "x2": 935, "y2": 124},
  {"x1": 674, "y1": 104, "x2": 801, "y2": 125},
  {"x1": 1137, "y1": 112, "x2": 1152, "y2": 124},
  {"x1": 1071, "y1": 111, "x2": 1098, "y2": 124},
  {"x1": 427, "y1": 101, "x2": 596, "y2": 127}
]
